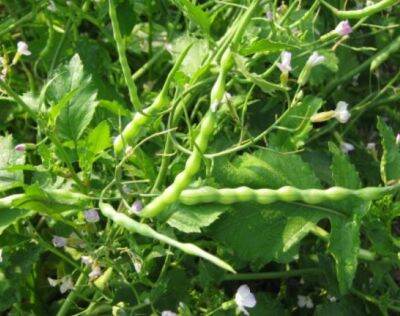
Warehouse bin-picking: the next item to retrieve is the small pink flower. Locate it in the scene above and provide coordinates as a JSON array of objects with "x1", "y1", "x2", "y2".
[
  {"x1": 84, "y1": 209, "x2": 100, "y2": 223},
  {"x1": 307, "y1": 52, "x2": 325, "y2": 67},
  {"x1": 17, "y1": 41, "x2": 31, "y2": 56},
  {"x1": 89, "y1": 265, "x2": 102, "y2": 281},
  {"x1": 335, "y1": 20, "x2": 352, "y2": 36},
  {"x1": 277, "y1": 51, "x2": 292, "y2": 74},
  {"x1": 129, "y1": 200, "x2": 143, "y2": 214},
  {"x1": 266, "y1": 11, "x2": 273, "y2": 21},
  {"x1": 52, "y1": 236, "x2": 67, "y2": 248},
  {"x1": 15, "y1": 144, "x2": 26, "y2": 152}
]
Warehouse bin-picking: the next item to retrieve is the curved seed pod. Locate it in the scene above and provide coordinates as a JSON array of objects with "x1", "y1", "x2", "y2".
[
  {"x1": 179, "y1": 185, "x2": 400, "y2": 205},
  {"x1": 113, "y1": 44, "x2": 193, "y2": 155},
  {"x1": 320, "y1": 0, "x2": 398, "y2": 19},
  {"x1": 370, "y1": 35, "x2": 400, "y2": 71},
  {"x1": 99, "y1": 202, "x2": 235, "y2": 273},
  {"x1": 140, "y1": 50, "x2": 234, "y2": 218},
  {"x1": 140, "y1": 111, "x2": 216, "y2": 217}
]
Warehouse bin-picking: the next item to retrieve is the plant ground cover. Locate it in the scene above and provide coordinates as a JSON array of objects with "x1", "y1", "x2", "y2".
[{"x1": 1, "y1": 0, "x2": 400, "y2": 314}]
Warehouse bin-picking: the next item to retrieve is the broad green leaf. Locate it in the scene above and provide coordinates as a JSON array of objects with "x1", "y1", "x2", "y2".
[
  {"x1": 329, "y1": 142, "x2": 361, "y2": 190},
  {"x1": 213, "y1": 149, "x2": 321, "y2": 189},
  {"x1": 210, "y1": 202, "x2": 324, "y2": 266},
  {"x1": 0, "y1": 209, "x2": 31, "y2": 235},
  {"x1": 86, "y1": 121, "x2": 111, "y2": 156},
  {"x1": 234, "y1": 54, "x2": 288, "y2": 94},
  {"x1": 328, "y1": 143, "x2": 366, "y2": 294},
  {"x1": 250, "y1": 292, "x2": 285, "y2": 315},
  {"x1": 315, "y1": 297, "x2": 366, "y2": 316},
  {"x1": 210, "y1": 150, "x2": 324, "y2": 265},
  {"x1": 167, "y1": 203, "x2": 230, "y2": 233},
  {"x1": 377, "y1": 117, "x2": 400, "y2": 184},
  {"x1": 79, "y1": 121, "x2": 111, "y2": 173},
  {"x1": 171, "y1": 35, "x2": 209, "y2": 77},
  {"x1": 172, "y1": 0, "x2": 211, "y2": 34},
  {"x1": 269, "y1": 96, "x2": 323, "y2": 150},
  {"x1": 329, "y1": 215, "x2": 361, "y2": 294},
  {"x1": 49, "y1": 54, "x2": 98, "y2": 141},
  {"x1": 0, "y1": 243, "x2": 42, "y2": 312},
  {"x1": 0, "y1": 135, "x2": 25, "y2": 192},
  {"x1": 240, "y1": 39, "x2": 300, "y2": 56},
  {"x1": 98, "y1": 100, "x2": 131, "y2": 117}
]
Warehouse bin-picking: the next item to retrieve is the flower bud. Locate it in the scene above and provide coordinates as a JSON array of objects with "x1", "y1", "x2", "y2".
[
  {"x1": 129, "y1": 199, "x2": 143, "y2": 214},
  {"x1": 310, "y1": 111, "x2": 335, "y2": 123},
  {"x1": 15, "y1": 144, "x2": 26, "y2": 152},
  {"x1": 335, "y1": 20, "x2": 352, "y2": 36},
  {"x1": 333, "y1": 101, "x2": 351, "y2": 123},
  {"x1": 84, "y1": 209, "x2": 100, "y2": 223},
  {"x1": 52, "y1": 236, "x2": 67, "y2": 248}
]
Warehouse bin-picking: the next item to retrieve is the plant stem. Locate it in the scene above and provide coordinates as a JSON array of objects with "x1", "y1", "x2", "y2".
[
  {"x1": 109, "y1": 0, "x2": 142, "y2": 111},
  {"x1": 223, "y1": 268, "x2": 321, "y2": 281},
  {"x1": 56, "y1": 272, "x2": 87, "y2": 316},
  {"x1": 320, "y1": 0, "x2": 399, "y2": 19}
]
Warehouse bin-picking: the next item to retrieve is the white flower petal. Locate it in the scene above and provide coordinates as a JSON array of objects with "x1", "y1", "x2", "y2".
[
  {"x1": 161, "y1": 311, "x2": 177, "y2": 316},
  {"x1": 59, "y1": 277, "x2": 74, "y2": 294},
  {"x1": 235, "y1": 284, "x2": 257, "y2": 309},
  {"x1": 17, "y1": 41, "x2": 31, "y2": 56},
  {"x1": 307, "y1": 52, "x2": 325, "y2": 67}
]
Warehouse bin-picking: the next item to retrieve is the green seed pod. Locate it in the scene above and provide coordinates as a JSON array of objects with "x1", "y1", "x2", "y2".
[
  {"x1": 98, "y1": 202, "x2": 234, "y2": 272},
  {"x1": 113, "y1": 44, "x2": 193, "y2": 155},
  {"x1": 179, "y1": 185, "x2": 400, "y2": 206},
  {"x1": 370, "y1": 35, "x2": 400, "y2": 71},
  {"x1": 321, "y1": 0, "x2": 398, "y2": 19},
  {"x1": 140, "y1": 112, "x2": 216, "y2": 218}
]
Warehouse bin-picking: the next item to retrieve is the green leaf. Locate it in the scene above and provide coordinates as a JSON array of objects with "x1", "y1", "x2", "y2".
[
  {"x1": 98, "y1": 100, "x2": 131, "y2": 117},
  {"x1": 78, "y1": 121, "x2": 111, "y2": 173},
  {"x1": 269, "y1": 96, "x2": 323, "y2": 150},
  {"x1": 210, "y1": 150, "x2": 324, "y2": 265},
  {"x1": 213, "y1": 149, "x2": 321, "y2": 189},
  {"x1": 0, "y1": 209, "x2": 31, "y2": 235},
  {"x1": 167, "y1": 203, "x2": 230, "y2": 233},
  {"x1": 49, "y1": 54, "x2": 98, "y2": 142},
  {"x1": 172, "y1": 0, "x2": 211, "y2": 34},
  {"x1": 250, "y1": 292, "x2": 285, "y2": 315},
  {"x1": 210, "y1": 202, "x2": 324, "y2": 266},
  {"x1": 240, "y1": 39, "x2": 300, "y2": 56},
  {"x1": 328, "y1": 144, "x2": 366, "y2": 294},
  {"x1": 377, "y1": 117, "x2": 400, "y2": 184},
  {"x1": 329, "y1": 215, "x2": 361, "y2": 294},
  {"x1": 0, "y1": 135, "x2": 25, "y2": 192},
  {"x1": 234, "y1": 54, "x2": 288, "y2": 94},
  {"x1": 171, "y1": 35, "x2": 209, "y2": 77},
  {"x1": 315, "y1": 297, "x2": 366, "y2": 316},
  {"x1": 329, "y1": 142, "x2": 361, "y2": 189}
]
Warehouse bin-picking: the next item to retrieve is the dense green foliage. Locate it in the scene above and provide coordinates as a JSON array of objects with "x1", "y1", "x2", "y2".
[{"x1": 1, "y1": 0, "x2": 400, "y2": 315}]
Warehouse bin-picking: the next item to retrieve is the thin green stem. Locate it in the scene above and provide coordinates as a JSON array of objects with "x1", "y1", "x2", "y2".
[
  {"x1": 109, "y1": 0, "x2": 142, "y2": 111},
  {"x1": 56, "y1": 272, "x2": 88, "y2": 316},
  {"x1": 320, "y1": 0, "x2": 399, "y2": 19},
  {"x1": 223, "y1": 268, "x2": 321, "y2": 281}
]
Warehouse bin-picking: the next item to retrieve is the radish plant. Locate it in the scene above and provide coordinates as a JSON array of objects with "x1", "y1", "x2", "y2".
[{"x1": 0, "y1": 0, "x2": 400, "y2": 314}]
